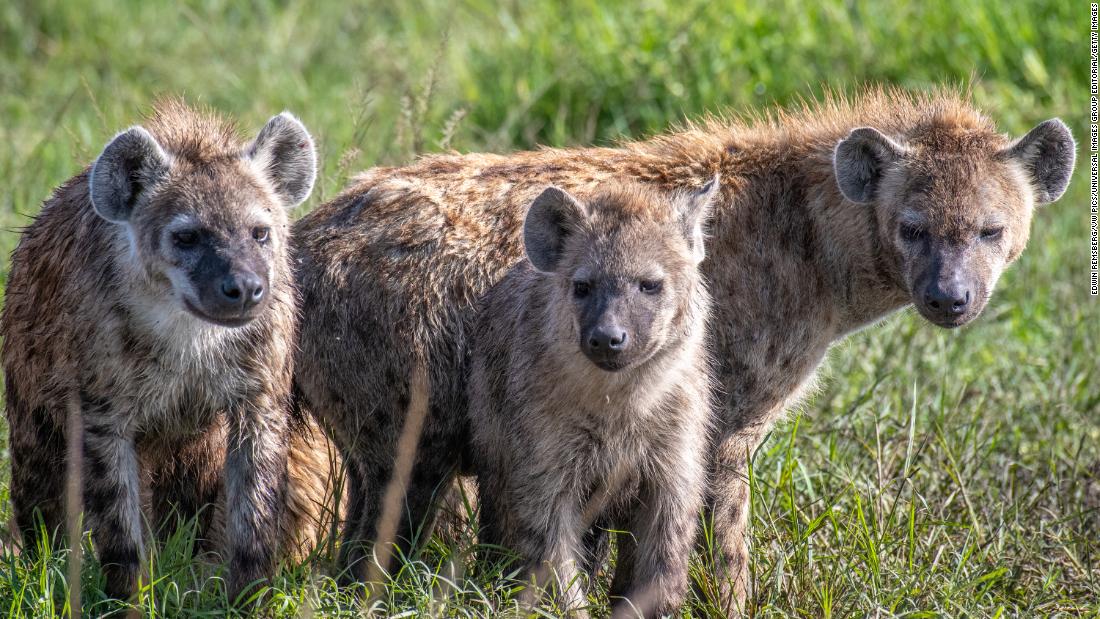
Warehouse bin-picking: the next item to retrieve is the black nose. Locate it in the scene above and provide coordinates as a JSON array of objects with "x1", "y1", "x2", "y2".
[
  {"x1": 588, "y1": 326, "x2": 628, "y2": 353},
  {"x1": 220, "y1": 272, "x2": 265, "y2": 310},
  {"x1": 924, "y1": 283, "x2": 969, "y2": 315}
]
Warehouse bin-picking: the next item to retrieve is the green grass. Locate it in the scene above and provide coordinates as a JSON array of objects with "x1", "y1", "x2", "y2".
[{"x1": 0, "y1": 0, "x2": 1097, "y2": 616}]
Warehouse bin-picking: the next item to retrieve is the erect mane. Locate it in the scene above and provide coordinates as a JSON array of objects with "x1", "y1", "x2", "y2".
[
  {"x1": 142, "y1": 96, "x2": 246, "y2": 164},
  {"x1": 625, "y1": 84, "x2": 1000, "y2": 163}
]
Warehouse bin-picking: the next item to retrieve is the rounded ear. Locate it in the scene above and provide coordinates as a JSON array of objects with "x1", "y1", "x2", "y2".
[
  {"x1": 678, "y1": 174, "x2": 720, "y2": 263},
  {"x1": 89, "y1": 126, "x2": 170, "y2": 224},
  {"x1": 523, "y1": 186, "x2": 588, "y2": 273},
  {"x1": 999, "y1": 118, "x2": 1076, "y2": 204},
  {"x1": 833, "y1": 127, "x2": 907, "y2": 204},
  {"x1": 247, "y1": 112, "x2": 317, "y2": 208}
]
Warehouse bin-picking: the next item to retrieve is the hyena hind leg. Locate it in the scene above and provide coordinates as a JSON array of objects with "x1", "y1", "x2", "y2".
[{"x1": 349, "y1": 449, "x2": 457, "y2": 579}]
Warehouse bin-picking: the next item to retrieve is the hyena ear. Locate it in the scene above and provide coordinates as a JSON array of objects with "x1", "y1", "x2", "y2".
[
  {"x1": 833, "y1": 126, "x2": 907, "y2": 204},
  {"x1": 89, "y1": 126, "x2": 170, "y2": 224},
  {"x1": 999, "y1": 118, "x2": 1076, "y2": 205},
  {"x1": 247, "y1": 112, "x2": 317, "y2": 208},
  {"x1": 678, "y1": 174, "x2": 719, "y2": 263},
  {"x1": 523, "y1": 186, "x2": 588, "y2": 273}
]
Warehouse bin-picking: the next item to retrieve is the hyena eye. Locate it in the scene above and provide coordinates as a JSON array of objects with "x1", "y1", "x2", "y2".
[
  {"x1": 899, "y1": 223, "x2": 927, "y2": 243},
  {"x1": 573, "y1": 281, "x2": 591, "y2": 299},
  {"x1": 172, "y1": 229, "x2": 200, "y2": 248},
  {"x1": 639, "y1": 280, "x2": 663, "y2": 294},
  {"x1": 252, "y1": 226, "x2": 270, "y2": 243},
  {"x1": 980, "y1": 226, "x2": 1004, "y2": 241}
]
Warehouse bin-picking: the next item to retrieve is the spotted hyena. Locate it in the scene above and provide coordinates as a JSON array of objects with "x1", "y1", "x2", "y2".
[
  {"x1": 469, "y1": 181, "x2": 716, "y2": 617},
  {"x1": 2, "y1": 99, "x2": 324, "y2": 601},
  {"x1": 292, "y1": 88, "x2": 1075, "y2": 610}
]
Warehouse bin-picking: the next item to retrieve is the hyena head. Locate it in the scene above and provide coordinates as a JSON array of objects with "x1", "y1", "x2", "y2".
[
  {"x1": 523, "y1": 179, "x2": 717, "y2": 372},
  {"x1": 834, "y1": 117, "x2": 1075, "y2": 328},
  {"x1": 89, "y1": 102, "x2": 317, "y2": 327}
]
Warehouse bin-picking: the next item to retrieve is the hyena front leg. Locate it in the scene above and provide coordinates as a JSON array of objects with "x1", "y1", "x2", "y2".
[
  {"x1": 81, "y1": 396, "x2": 144, "y2": 601},
  {"x1": 511, "y1": 498, "x2": 589, "y2": 617},
  {"x1": 607, "y1": 526, "x2": 636, "y2": 600},
  {"x1": 611, "y1": 451, "x2": 704, "y2": 619},
  {"x1": 702, "y1": 431, "x2": 758, "y2": 616},
  {"x1": 8, "y1": 387, "x2": 66, "y2": 548},
  {"x1": 146, "y1": 424, "x2": 226, "y2": 549},
  {"x1": 335, "y1": 458, "x2": 369, "y2": 585},
  {"x1": 387, "y1": 445, "x2": 460, "y2": 547},
  {"x1": 224, "y1": 393, "x2": 290, "y2": 601}
]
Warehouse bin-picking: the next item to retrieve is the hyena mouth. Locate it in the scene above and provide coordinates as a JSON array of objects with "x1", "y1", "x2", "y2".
[
  {"x1": 586, "y1": 347, "x2": 661, "y2": 373},
  {"x1": 929, "y1": 315, "x2": 968, "y2": 329},
  {"x1": 183, "y1": 298, "x2": 258, "y2": 328},
  {"x1": 589, "y1": 357, "x2": 633, "y2": 372},
  {"x1": 914, "y1": 304, "x2": 978, "y2": 330}
]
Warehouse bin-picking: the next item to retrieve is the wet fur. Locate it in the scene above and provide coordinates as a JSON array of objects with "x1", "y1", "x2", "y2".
[{"x1": 2, "y1": 100, "x2": 336, "y2": 600}]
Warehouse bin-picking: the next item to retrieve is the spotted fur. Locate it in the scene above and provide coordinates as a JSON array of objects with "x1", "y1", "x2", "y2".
[
  {"x1": 2, "y1": 99, "x2": 334, "y2": 601},
  {"x1": 469, "y1": 182, "x2": 714, "y2": 617},
  {"x1": 293, "y1": 87, "x2": 1074, "y2": 609}
]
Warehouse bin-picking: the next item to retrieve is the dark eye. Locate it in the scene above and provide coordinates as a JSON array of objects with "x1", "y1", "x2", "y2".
[
  {"x1": 980, "y1": 226, "x2": 1004, "y2": 241},
  {"x1": 172, "y1": 229, "x2": 200, "y2": 248},
  {"x1": 899, "y1": 223, "x2": 927, "y2": 243},
  {"x1": 252, "y1": 226, "x2": 270, "y2": 243},
  {"x1": 639, "y1": 280, "x2": 663, "y2": 294},
  {"x1": 573, "y1": 281, "x2": 591, "y2": 299}
]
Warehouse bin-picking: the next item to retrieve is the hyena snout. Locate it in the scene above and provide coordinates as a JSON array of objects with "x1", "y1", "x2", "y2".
[
  {"x1": 912, "y1": 257, "x2": 983, "y2": 328},
  {"x1": 189, "y1": 254, "x2": 271, "y2": 327},
  {"x1": 922, "y1": 280, "x2": 969, "y2": 316},
  {"x1": 586, "y1": 322, "x2": 629, "y2": 353},
  {"x1": 218, "y1": 269, "x2": 266, "y2": 310},
  {"x1": 581, "y1": 313, "x2": 632, "y2": 371}
]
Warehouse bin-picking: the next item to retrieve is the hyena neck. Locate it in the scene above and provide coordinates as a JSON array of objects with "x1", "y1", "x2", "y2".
[
  {"x1": 706, "y1": 142, "x2": 911, "y2": 338},
  {"x1": 805, "y1": 170, "x2": 912, "y2": 334}
]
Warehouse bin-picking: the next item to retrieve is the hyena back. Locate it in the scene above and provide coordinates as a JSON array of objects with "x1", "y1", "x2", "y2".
[
  {"x1": 2, "y1": 100, "x2": 322, "y2": 600},
  {"x1": 293, "y1": 88, "x2": 1075, "y2": 608},
  {"x1": 469, "y1": 182, "x2": 716, "y2": 618}
]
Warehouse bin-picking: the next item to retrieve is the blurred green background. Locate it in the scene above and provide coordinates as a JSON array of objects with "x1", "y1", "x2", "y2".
[{"x1": 0, "y1": 1, "x2": 1095, "y2": 616}]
